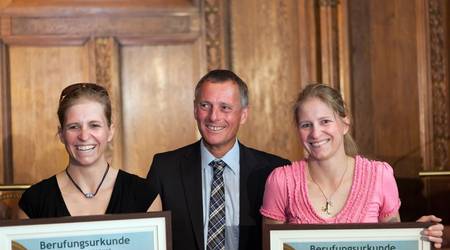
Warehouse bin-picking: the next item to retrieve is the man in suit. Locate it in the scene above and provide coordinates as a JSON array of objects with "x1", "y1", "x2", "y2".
[{"x1": 147, "y1": 69, "x2": 290, "y2": 250}]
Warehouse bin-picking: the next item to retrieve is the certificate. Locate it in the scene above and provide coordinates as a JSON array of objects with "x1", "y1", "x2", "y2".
[
  {"x1": 263, "y1": 222, "x2": 431, "y2": 250},
  {"x1": 0, "y1": 212, "x2": 171, "y2": 250}
]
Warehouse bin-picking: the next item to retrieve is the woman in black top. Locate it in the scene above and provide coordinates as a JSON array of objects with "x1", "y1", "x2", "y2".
[{"x1": 19, "y1": 83, "x2": 161, "y2": 218}]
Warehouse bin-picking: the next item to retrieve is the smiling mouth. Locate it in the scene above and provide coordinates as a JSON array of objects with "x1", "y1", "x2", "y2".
[
  {"x1": 206, "y1": 124, "x2": 225, "y2": 131},
  {"x1": 309, "y1": 139, "x2": 330, "y2": 147},
  {"x1": 76, "y1": 145, "x2": 96, "y2": 151}
]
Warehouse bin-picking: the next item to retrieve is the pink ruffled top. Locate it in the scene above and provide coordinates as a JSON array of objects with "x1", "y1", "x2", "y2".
[{"x1": 260, "y1": 155, "x2": 401, "y2": 223}]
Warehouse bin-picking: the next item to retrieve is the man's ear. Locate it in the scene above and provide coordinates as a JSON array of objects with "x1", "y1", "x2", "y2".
[{"x1": 239, "y1": 106, "x2": 249, "y2": 125}]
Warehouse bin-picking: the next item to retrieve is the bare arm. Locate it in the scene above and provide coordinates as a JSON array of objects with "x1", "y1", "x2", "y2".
[
  {"x1": 17, "y1": 208, "x2": 29, "y2": 219},
  {"x1": 379, "y1": 212, "x2": 401, "y2": 223},
  {"x1": 147, "y1": 194, "x2": 162, "y2": 212},
  {"x1": 263, "y1": 216, "x2": 284, "y2": 224}
]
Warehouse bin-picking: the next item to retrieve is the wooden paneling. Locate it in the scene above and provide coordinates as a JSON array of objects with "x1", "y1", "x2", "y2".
[
  {"x1": 10, "y1": 46, "x2": 89, "y2": 183},
  {"x1": 231, "y1": 0, "x2": 302, "y2": 161},
  {"x1": 121, "y1": 42, "x2": 202, "y2": 177},
  {"x1": 0, "y1": 0, "x2": 200, "y2": 46},
  {"x1": 350, "y1": 0, "x2": 422, "y2": 177},
  {"x1": 0, "y1": 42, "x2": 6, "y2": 182},
  {"x1": 0, "y1": 0, "x2": 204, "y2": 186}
]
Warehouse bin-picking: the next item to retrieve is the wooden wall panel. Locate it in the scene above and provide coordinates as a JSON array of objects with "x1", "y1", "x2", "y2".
[
  {"x1": 372, "y1": 0, "x2": 421, "y2": 176},
  {"x1": 10, "y1": 46, "x2": 89, "y2": 183},
  {"x1": 231, "y1": 0, "x2": 302, "y2": 162},
  {"x1": 121, "y1": 42, "x2": 202, "y2": 177},
  {"x1": 0, "y1": 42, "x2": 6, "y2": 182},
  {"x1": 350, "y1": 0, "x2": 421, "y2": 177}
]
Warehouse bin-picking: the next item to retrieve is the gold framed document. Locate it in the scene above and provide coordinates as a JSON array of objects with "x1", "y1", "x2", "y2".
[
  {"x1": 263, "y1": 222, "x2": 432, "y2": 250},
  {"x1": 0, "y1": 211, "x2": 171, "y2": 250}
]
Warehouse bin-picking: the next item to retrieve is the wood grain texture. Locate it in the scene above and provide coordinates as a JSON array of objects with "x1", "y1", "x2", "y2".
[
  {"x1": 349, "y1": 0, "x2": 422, "y2": 177},
  {"x1": 0, "y1": 2, "x2": 200, "y2": 46},
  {"x1": 0, "y1": 0, "x2": 194, "y2": 16},
  {"x1": 231, "y1": 0, "x2": 302, "y2": 162},
  {"x1": 0, "y1": 42, "x2": 6, "y2": 183},
  {"x1": 9, "y1": 46, "x2": 89, "y2": 183},
  {"x1": 121, "y1": 42, "x2": 202, "y2": 177}
]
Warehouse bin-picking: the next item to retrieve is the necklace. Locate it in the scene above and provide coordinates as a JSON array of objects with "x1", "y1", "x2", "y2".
[
  {"x1": 65, "y1": 164, "x2": 110, "y2": 198},
  {"x1": 308, "y1": 159, "x2": 349, "y2": 215}
]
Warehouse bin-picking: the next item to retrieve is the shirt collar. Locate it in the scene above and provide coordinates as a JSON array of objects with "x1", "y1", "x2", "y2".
[{"x1": 200, "y1": 139, "x2": 240, "y2": 174}]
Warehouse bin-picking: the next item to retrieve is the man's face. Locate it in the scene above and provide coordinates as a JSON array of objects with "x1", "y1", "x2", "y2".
[{"x1": 194, "y1": 80, "x2": 248, "y2": 157}]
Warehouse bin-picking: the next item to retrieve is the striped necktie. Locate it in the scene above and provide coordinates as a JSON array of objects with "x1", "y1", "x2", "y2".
[{"x1": 207, "y1": 160, "x2": 226, "y2": 250}]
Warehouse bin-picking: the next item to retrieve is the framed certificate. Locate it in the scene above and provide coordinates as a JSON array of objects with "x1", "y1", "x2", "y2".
[
  {"x1": 263, "y1": 222, "x2": 432, "y2": 250},
  {"x1": 0, "y1": 211, "x2": 171, "y2": 250}
]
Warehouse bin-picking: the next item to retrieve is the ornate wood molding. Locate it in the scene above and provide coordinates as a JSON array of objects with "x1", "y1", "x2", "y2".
[
  {"x1": 204, "y1": 0, "x2": 229, "y2": 71},
  {"x1": 93, "y1": 38, "x2": 113, "y2": 89},
  {"x1": 428, "y1": 0, "x2": 449, "y2": 170},
  {"x1": 0, "y1": 3, "x2": 200, "y2": 45}
]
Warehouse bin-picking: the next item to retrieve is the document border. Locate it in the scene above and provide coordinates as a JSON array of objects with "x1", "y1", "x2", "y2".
[
  {"x1": 0, "y1": 211, "x2": 171, "y2": 250},
  {"x1": 263, "y1": 222, "x2": 432, "y2": 250}
]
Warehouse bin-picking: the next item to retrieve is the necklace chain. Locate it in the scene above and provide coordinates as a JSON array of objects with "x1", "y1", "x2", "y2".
[
  {"x1": 65, "y1": 164, "x2": 110, "y2": 199},
  {"x1": 309, "y1": 159, "x2": 349, "y2": 215}
]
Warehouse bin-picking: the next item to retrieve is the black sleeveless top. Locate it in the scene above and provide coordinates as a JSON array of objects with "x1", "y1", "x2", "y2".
[{"x1": 19, "y1": 170, "x2": 158, "y2": 218}]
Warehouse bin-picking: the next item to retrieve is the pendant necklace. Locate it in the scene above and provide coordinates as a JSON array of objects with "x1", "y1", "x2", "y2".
[
  {"x1": 309, "y1": 159, "x2": 349, "y2": 216},
  {"x1": 65, "y1": 163, "x2": 110, "y2": 198}
]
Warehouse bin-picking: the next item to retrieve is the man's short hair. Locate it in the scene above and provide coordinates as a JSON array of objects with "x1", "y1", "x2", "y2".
[{"x1": 194, "y1": 69, "x2": 249, "y2": 107}]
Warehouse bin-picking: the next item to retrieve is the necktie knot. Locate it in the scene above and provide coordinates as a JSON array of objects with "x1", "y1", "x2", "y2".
[{"x1": 209, "y1": 160, "x2": 226, "y2": 174}]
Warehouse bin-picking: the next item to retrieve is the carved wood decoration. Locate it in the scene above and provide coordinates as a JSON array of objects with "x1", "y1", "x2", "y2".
[
  {"x1": 428, "y1": 0, "x2": 449, "y2": 170},
  {"x1": 204, "y1": 0, "x2": 229, "y2": 70}
]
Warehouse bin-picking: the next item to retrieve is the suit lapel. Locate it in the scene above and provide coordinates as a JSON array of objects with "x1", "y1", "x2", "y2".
[{"x1": 180, "y1": 141, "x2": 204, "y2": 250}]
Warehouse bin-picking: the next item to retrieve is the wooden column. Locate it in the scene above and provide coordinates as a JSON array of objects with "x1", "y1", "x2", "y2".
[{"x1": 0, "y1": 41, "x2": 11, "y2": 184}]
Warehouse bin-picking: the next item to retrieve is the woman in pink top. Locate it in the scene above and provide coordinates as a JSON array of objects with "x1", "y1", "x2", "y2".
[{"x1": 260, "y1": 83, "x2": 444, "y2": 248}]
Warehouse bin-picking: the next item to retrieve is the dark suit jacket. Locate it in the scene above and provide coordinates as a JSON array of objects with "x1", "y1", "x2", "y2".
[{"x1": 146, "y1": 141, "x2": 290, "y2": 250}]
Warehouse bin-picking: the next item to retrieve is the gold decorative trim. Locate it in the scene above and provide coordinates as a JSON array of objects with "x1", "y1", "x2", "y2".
[
  {"x1": 428, "y1": 0, "x2": 449, "y2": 170},
  {"x1": 0, "y1": 184, "x2": 29, "y2": 191},
  {"x1": 419, "y1": 171, "x2": 450, "y2": 177}
]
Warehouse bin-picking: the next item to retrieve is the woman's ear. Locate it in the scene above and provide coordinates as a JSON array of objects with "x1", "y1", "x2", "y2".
[
  {"x1": 108, "y1": 123, "x2": 115, "y2": 142},
  {"x1": 342, "y1": 116, "x2": 351, "y2": 135}
]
